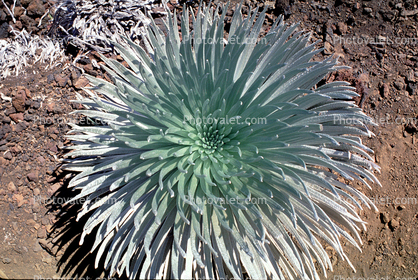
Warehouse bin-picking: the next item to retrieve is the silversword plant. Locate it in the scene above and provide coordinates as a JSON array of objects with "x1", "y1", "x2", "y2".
[{"x1": 63, "y1": 2, "x2": 380, "y2": 279}]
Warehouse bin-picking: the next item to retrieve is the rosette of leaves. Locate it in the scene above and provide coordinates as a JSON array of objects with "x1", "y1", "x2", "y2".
[{"x1": 63, "y1": 2, "x2": 380, "y2": 280}]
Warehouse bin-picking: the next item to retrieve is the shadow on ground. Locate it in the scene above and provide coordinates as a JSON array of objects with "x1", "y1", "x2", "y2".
[{"x1": 47, "y1": 176, "x2": 129, "y2": 280}]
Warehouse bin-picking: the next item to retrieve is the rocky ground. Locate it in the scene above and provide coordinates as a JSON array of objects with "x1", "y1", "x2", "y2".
[{"x1": 0, "y1": 0, "x2": 418, "y2": 278}]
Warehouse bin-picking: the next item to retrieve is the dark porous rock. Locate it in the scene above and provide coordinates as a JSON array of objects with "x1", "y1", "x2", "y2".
[
  {"x1": 9, "y1": 113, "x2": 24, "y2": 123},
  {"x1": 379, "y1": 82, "x2": 390, "y2": 98},
  {"x1": 54, "y1": 74, "x2": 69, "y2": 87},
  {"x1": 405, "y1": 122, "x2": 417, "y2": 134},
  {"x1": 83, "y1": 64, "x2": 98, "y2": 76},
  {"x1": 407, "y1": 83, "x2": 417, "y2": 95},
  {"x1": 0, "y1": 22, "x2": 9, "y2": 39},
  {"x1": 3, "y1": 151, "x2": 12, "y2": 160},
  {"x1": 70, "y1": 69, "x2": 81, "y2": 83},
  {"x1": 275, "y1": 0, "x2": 291, "y2": 16},
  {"x1": 14, "y1": 21, "x2": 23, "y2": 30},
  {"x1": 24, "y1": 114, "x2": 34, "y2": 121},
  {"x1": 37, "y1": 227, "x2": 47, "y2": 239},
  {"x1": 46, "y1": 141, "x2": 58, "y2": 152},
  {"x1": 78, "y1": 56, "x2": 91, "y2": 65},
  {"x1": 47, "y1": 74, "x2": 55, "y2": 84},
  {"x1": 32, "y1": 202, "x2": 41, "y2": 213},
  {"x1": 389, "y1": 219, "x2": 400, "y2": 231},
  {"x1": 380, "y1": 212, "x2": 389, "y2": 224},
  {"x1": 12, "y1": 90, "x2": 26, "y2": 112},
  {"x1": 20, "y1": 15, "x2": 36, "y2": 27},
  {"x1": 336, "y1": 21, "x2": 348, "y2": 35},
  {"x1": 14, "y1": 7, "x2": 25, "y2": 17},
  {"x1": 27, "y1": 0, "x2": 46, "y2": 17},
  {"x1": 0, "y1": 9, "x2": 6, "y2": 22},
  {"x1": 31, "y1": 101, "x2": 41, "y2": 110},
  {"x1": 21, "y1": 154, "x2": 29, "y2": 162},
  {"x1": 0, "y1": 125, "x2": 12, "y2": 140},
  {"x1": 21, "y1": 0, "x2": 33, "y2": 6},
  {"x1": 380, "y1": 10, "x2": 395, "y2": 21},
  {"x1": 393, "y1": 80, "x2": 405, "y2": 91},
  {"x1": 363, "y1": 7, "x2": 373, "y2": 14},
  {"x1": 15, "y1": 122, "x2": 28, "y2": 132},
  {"x1": 2, "y1": 116, "x2": 11, "y2": 124},
  {"x1": 27, "y1": 172, "x2": 39, "y2": 182},
  {"x1": 37, "y1": 156, "x2": 45, "y2": 164},
  {"x1": 5, "y1": 107, "x2": 16, "y2": 116},
  {"x1": 46, "y1": 166, "x2": 55, "y2": 175},
  {"x1": 74, "y1": 76, "x2": 89, "y2": 89}
]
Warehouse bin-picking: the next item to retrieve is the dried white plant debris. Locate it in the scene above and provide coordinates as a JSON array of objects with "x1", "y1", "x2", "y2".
[
  {"x1": 0, "y1": 0, "x2": 167, "y2": 79},
  {"x1": 49, "y1": 0, "x2": 167, "y2": 52},
  {"x1": 0, "y1": 28, "x2": 66, "y2": 79}
]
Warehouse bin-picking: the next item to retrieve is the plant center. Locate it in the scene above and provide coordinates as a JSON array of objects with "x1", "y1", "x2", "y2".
[{"x1": 198, "y1": 124, "x2": 225, "y2": 154}]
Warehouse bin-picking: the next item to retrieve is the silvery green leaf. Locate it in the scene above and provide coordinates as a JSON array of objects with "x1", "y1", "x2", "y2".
[{"x1": 64, "y1": 2, "x2": 380, "y2": 280}]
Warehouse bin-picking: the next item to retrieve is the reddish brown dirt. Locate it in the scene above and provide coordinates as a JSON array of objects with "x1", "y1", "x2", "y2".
[{"x1": 0, "y1": 0, "x2": 418, "y2": 278}]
